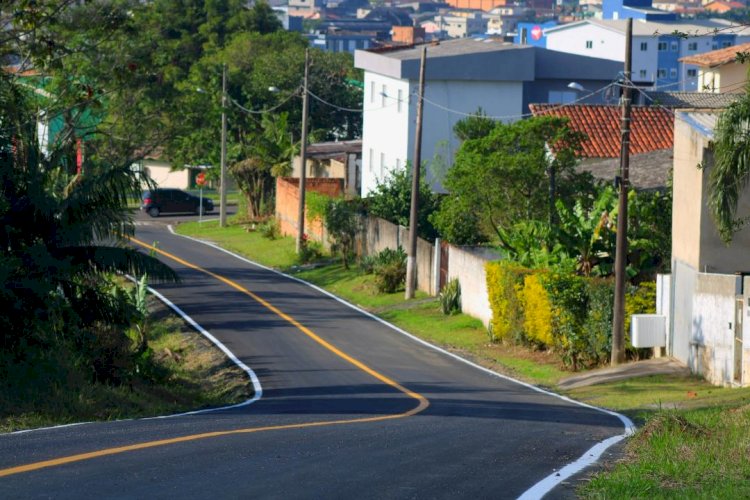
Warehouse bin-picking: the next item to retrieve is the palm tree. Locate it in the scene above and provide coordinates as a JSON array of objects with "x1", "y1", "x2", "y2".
[
  {"x1": 0, "y1": 72, "x2": 177, "y2": 351},
  {"x1": 709, "y1": 90, "x2": 750, "y2": 242}
]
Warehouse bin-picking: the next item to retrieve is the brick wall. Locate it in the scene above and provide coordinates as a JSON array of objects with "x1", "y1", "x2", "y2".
[{"x1": 275, "y1": 177, "x2": 343, "y2": 244}]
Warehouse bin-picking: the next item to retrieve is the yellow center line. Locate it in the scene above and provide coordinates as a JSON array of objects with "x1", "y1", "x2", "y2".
[{"x1": 0, "y1": 238, "x2": 429, "y2": 478}]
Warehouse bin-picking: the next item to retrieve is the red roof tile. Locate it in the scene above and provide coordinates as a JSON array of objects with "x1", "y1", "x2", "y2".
[
  {"x1": 528, "y1": 104, "x2": 674, "y2": 158},
  {"x1": 680, "y1": 41, "x2": 750, "y2": 67}
]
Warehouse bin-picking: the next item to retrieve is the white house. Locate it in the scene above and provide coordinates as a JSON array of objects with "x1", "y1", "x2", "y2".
[
  {"x1": 354, "y1": 38, "x2": 622, "y2": 196},
  {"x1": 680, "y1": 41, "x2": 750, "y2": 94},
  {"x1": 543, "y1": 19, "x2": 750, "y2": 91}
]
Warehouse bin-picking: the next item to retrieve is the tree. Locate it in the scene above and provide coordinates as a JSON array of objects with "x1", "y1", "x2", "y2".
[
  {"x1": 436, "y1": 116, "x2": 589, "y2": 248},
  {"x1": 367, "y1": 165, "x2": 441, "y2": 240}
]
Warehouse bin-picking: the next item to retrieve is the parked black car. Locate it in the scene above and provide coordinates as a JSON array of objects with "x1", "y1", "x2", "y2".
[{"x1": 141, "y1": 189, "x2": 214, "y2": 217}]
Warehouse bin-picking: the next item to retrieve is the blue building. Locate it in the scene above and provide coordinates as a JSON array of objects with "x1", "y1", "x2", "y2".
[
  {"x1": 513, "y1": 21, "x2": 558, "y2": 48},
  {"x1": 603, "y1": 0, "x2": 677, "y2": 20}
]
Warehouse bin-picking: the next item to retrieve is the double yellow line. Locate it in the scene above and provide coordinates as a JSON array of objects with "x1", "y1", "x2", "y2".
[{"x1": 0, "y1": 238, "x2": 429, "y2": 478}]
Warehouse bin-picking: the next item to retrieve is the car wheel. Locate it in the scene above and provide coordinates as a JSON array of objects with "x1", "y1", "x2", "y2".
[
  {"x1": 148, "y1": 207, "x2": 160, "y2": 218},
  {"x1": 195, "y1": 205, "x2": 206, "y2": 216}
]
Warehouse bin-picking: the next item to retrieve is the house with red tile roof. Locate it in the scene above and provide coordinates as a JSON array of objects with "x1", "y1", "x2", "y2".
[
  {"x1": 529, "y1": 104, "x2": 674, "y2": 189},
  {"x1": 680, "y1": 42, "x2": 750, "y2": 94},
  {"x1": 703, "y1": 0, "x2": 746, "y2": 13}
]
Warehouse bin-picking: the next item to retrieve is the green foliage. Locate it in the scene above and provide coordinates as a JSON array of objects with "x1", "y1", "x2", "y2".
[
  {"x1": 323, "y1": 197, "x2": 363, "y2": 269},
  {"x1": 371, "y1": 247, "x2": 407, "y2": 293},
  {"x1": 430, "y1": 195, "x2": 489, "y2": 246},
  {"x1": 297, "y1": 239, "x2": 323, "y2": 264},
  {"x1": 485, "y1": 261, "x2": 531, "y2": 343},
  {"x1": 367, "y1": 165, "x2": 441, "y2": 240},
  {"x1": 259, "y1": 218, "x2": 281, "y2": 240},
  {"x1": 439, "y1": 279, "x2": 462, "y2": 315},
  {"x1": 519, "y1": 273, "x2": 555, "y2": 347},
  {"x1": 442, "y1": 116, "x2": 587, "y2": 246},
  {"x1": 306, "y1": 191, "x2": 330, "y2": 222},
  {"x1": 581, "y1": 279, "x2": 614, "y2": 367},
  {"x1": 453, "y1": 109, "x2": 496, "y2": 142},
  {"x1": 709, "y1": 89, "x2": 750, "y2": 242}
]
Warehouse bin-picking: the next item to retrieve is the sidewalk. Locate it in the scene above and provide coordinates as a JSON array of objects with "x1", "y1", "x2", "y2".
[{"x1": 557, "y1": 358, "x2": 689, "y2": 390}]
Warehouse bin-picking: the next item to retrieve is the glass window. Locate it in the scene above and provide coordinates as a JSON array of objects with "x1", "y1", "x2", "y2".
[
  {"x1": 639, "y1": 69, "x2": 647, "y2": 78},
  {"x1": 687, "y1": 69, "x2": 697, "y2": 77},
  {"x1": 368, "y1": 149, "x2": 373, "y2": 172},
  {"x1": 657, "y1": 68, "x2": 667, "y2": 78},
  {"x1": 671, "y1": 41, "x2": 678, "y2": 51},
  {"x1": 397, "y1": 89, "x2": 403, "y2": 113},
  {"x1": 688, "y1": 42, "x2": 697, "y2": 51},
  {"x1": 640, "y1": 42, "x2": 648, "y2": 51},
  {"x1": 585, "y1": 40, "x2": 593, "y2": 49},
  {"x1": 670, "y1": 68, "x2": 677, "y2": 78},
  {"x1": 381, "y1": 84, "x2": 386, "y2": 107},
  {"x1": 658, "y1": 42, "x2": 667, "y2": 51},
  {"x1": 370, "y1": 81, "x2": 375, "y2": 103},
  {"x1": 722, "y1": 41, "x2": 732, "y2": 48}
]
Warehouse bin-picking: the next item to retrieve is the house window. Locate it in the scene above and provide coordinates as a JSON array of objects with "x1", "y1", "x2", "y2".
[
  {"x1": 657, "y1": 68, "x2": 667, "y2": 78},
  {"x1": 712, "y1": 42, "x2": 718, "y2": 49},
  {"x1": 397, "y1": 89, "x2": 403, "y2": 113},
  {"x1": 381, "y1": 84, "x2": 387, "y2": 107},
  {"x1": 670, "y1": 68, "x2": 677, "y2": 78},
  {"x1": 658, "y1": 41, "x2": 668, "y2": 51},
  {"x1": 640, "y1": 42, "x2": 648, "y2": 51},
  {"x1": 380, "y1": 152, "x2": 385, "y2": 177},
  {"x1": 639, "y1": 69, "x2": 647, "y2": 78},
  {"x1": 671, "y1": 41, "x2": 678, "y2": 51},
  {"x1": 688, "y1": 42, "x2": 697, "y2": 51},
  {"x1": 585, "y1": 40, "x2": 593, "y2": 49},
  {"x1": 370, "y1": 81, "x2": 375, "y2": 103},
  {"x1": 687, "y1": 68, "x2": 697, "y2": 78},
  {"x1": 368, "y1": 149, "x2": 374, "y2": 173},
  {"x1": 722, "y1": 41, "x2": 732, "y2": 48},
  {"x1": 396, "y1": 158, "x2": 401, "y2": 170}
]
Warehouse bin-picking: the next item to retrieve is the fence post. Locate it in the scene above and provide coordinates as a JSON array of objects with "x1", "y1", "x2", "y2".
[{"x1": 433, "y1": 238, "x2": 441, "y2": 296}]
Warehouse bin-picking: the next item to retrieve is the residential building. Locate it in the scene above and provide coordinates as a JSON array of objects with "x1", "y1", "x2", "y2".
[
  {"x1": 392, "y1": 26, "x2": 426, "y2": 45},
  {"x1": 444, "y1": 0, "x2": 506, "y2": 10},
  {"x1": 513, "y1": 21, "x2": 558, "y2": 47},
  {"x1": 603, "y1": 0, "x2": 678, "y2": 19},
  {"x1": 680, "y1": 41, "x2": 750, "y2": 93},
  {"x1": 291, "y1": 140, "x2": 362, "y2": 196},
  {"x1": 661, "y1": 110, "x2": 750, "y2": 386},
  {"x1": 529, "y1": 104, "x2": 674, "y2": 189},
  {"x1": 544, "y1": 19, "x2": 750, "y2": 91},
  {"x1": 704, "y1": 0, "x2": 746, "y2": 13},
  {"x1": 354, "y1": 39, "x2": 622, "y2": 195},
  {"x1": 431, "y1": 12, "x2": 487, "y2": 38}
]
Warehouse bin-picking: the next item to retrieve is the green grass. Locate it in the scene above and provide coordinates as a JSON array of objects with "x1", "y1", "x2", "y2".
[
  {"x1": 186, "y1": 189, "x2": 240, "y2": 205},
  {"x1": 581, "y1": 404, "x2": 750, "y2": 498},
  {"x1": 175, "y1": 220, "x2": 300, "y2": 269}
]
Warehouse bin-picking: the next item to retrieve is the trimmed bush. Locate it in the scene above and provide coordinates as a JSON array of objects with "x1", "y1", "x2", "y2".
[
  {"x1": 486, "y1": 261, "x2": 531, "y2": 343},
  {"x1": 581, "y1": 278, "x2": 615, "y2": 367},
  {"x1": 520, "y1": 273, "x2": 554, "y2": 347}
]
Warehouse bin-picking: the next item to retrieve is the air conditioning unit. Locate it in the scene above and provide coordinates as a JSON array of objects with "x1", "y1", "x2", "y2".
[{"x1": 631, "y1": 314, "x2": 666, "y2": 348}]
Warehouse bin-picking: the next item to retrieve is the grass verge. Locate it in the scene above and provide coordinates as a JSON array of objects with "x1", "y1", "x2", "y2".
[{"x1": 0, "y1": 296, "x2": 252, "y2": 433}]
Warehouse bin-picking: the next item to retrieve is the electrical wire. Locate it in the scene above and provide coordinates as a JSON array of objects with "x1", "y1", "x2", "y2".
[
  {"x1": 227, "y1": 87, "x2": 301, "y2": 115},
  {"x1": 306, "y1": 89, "x2": 364, "y2": 113}
]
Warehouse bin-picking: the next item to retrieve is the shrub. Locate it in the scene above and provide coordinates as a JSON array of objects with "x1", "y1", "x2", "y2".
[
  {"x1": 486, "y1": 261, "x2": 531, "y2": 343},
  {"x1": 259, "y1": 218, "x2": 280, "y2": 240},
  {"x1": 439, "y1": 278, "x2": 462, "y2": 315},
  {"x1": 520, "y1": 272, "x2": 554, "y2": 347},
  {"x1": 372, "y1": 247, "x2": 407, "y2": 293},
  {"x1": 297, "y1": 240, "x2": 323, "y2": 264},
  {"x1": 581, "y1": 278, "x2": 615, "y2": 367},
  {"x1": 544, "y1": 272, "x2": 589, "y2": 370}
]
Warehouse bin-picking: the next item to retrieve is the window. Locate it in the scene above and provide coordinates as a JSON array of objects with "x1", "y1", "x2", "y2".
[
  {"x1": 687, "y1": 68, "x2": 697, "y2": 78},
  {"x1": 722, "y1": 41, "x2": 732, "y2": 48},
  {"x1": 671, "y1": 41, "x2": 678, "y2": 51},
  {"x1": 368, "y1": 148, "x2": 374, "y2": 173},
  {"x1": 396, "y1": 158, "x2": 401, "y2": 170},
  {"x1": 370, "y1": 81, "x2": 375, "y2": 103},
  {"x1": 657, "y1": 68, "x2": 667, "y2": 78},
  {"x1": 380, "y1": 152, "x2": 385, "y2": 177},
  {"x1": 640, "y1": 42, "x2": 648, "y2": 51},
  {"x1": 688, "y1": 42, "x2": 697, "y2": 51},
  {"x1": 397, "y1": 89, "x2": 403, "y2": 113},
  {"x1": 548, "y1": 90, "x2": 576, "y2": 104},
  {"x1": 670, "y1": 68, "x2": 677, "y2": 78},
  {"x1": 712, "y1": 42, "x2": 718, "y2": 50},
  {"x1": 639, "y1": 69, "x2": 647, "y2": 78},
  {"x1": 658, "y1": 41, "x2": 667, "y2": 51},
  {"x1": 381, "y1": 84, "x2": 386, "y2": 107},
  {"x1": 585, "y1": 40, "x2": 593, "y2": 49}
]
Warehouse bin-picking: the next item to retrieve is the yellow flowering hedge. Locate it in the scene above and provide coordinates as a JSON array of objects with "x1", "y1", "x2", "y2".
[
  {"x1": 519, "y1": 273, "x2": 554, "y2": 346},
  {"x1": 485, "y1": 261, "x2": 532, "y2": 342}
]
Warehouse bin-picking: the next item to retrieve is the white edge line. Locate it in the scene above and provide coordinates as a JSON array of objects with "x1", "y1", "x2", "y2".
[
  {"x1": 168, "y1": 225, "x2": 636, "y2": 498},
  {"x1": 3, "y1": 274, "x2": 262, "y2": 437}
]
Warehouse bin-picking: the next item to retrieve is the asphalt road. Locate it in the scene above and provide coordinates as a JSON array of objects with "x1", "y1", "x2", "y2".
[{"x1": 0, "y1": 219, "x2": 631, "y2": 499}]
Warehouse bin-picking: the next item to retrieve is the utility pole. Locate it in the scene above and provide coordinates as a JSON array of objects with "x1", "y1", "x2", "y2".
[
  {"x1": 219, "y1": 64, "x2": 228, "y2": 228},
  {"x1": 611, "y1": 18, "x2": 633, "y2": 366},
  {"x1": 405, "y1": 46, "x2": 427, "y2": 299},
  {"x1": 296, "y1": 48, "x2": 311, "y2": 254}
]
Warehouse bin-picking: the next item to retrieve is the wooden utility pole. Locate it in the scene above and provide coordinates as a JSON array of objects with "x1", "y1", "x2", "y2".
[
  {"x1": 405, "y1": 46, "x2": 427, "y2": 299},
  {"x1": 296, "y1": 48, "x2": 310, "y2": 254},
  {"x1": 219, "y1": 64, "x2": 228, "y2": 228},
  {"x1": 611, "y1": 18, "x2": 633, "y2": 366}
]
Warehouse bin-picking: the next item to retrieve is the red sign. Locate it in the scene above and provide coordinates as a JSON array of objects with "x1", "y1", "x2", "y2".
[
  {"x1": 196, "y1": 172, "x2": 207, "y2": 186},
  {"x1": 76, "y1": 139, "x2": 83, "y2": 174},
  {"x1": 531, "y1": 25, "x2": 543, "y2": 41}
]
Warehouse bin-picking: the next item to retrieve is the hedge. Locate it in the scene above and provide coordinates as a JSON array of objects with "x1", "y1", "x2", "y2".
[{"x1": 486, "y1": 261, "x2": 657, "y2": 370}]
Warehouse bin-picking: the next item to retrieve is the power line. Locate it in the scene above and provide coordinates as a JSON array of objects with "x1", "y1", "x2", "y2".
[{"x1": 228, "y1": 88, "x2": 300, "y2": 115}]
